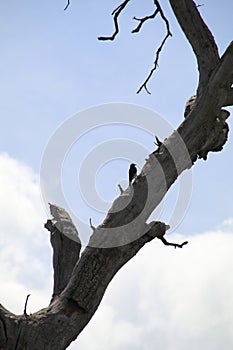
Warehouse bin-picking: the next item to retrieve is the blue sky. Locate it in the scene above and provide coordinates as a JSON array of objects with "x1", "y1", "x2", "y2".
[
  {"x1": 0, "y1": 0, "x2": 232, "y2": 232},
  {"x1": 0, "y1": 1, "x2": 233, "y2": 349}
]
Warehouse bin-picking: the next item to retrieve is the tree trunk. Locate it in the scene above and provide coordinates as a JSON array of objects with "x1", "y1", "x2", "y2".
[{"x1": 1, "y1": 1, "x2": 233, "y2": 349}]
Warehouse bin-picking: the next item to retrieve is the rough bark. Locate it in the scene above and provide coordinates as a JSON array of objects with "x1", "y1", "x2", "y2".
[
  {"x1": 1, "y1": 1, "x2": 233, "y2": 349},
  {"x1": 44, "y1": 204, "x2": 81, "y2": 300},
  {"x1": 169, "y1": 0, "x2": 220, "y2": 94}
]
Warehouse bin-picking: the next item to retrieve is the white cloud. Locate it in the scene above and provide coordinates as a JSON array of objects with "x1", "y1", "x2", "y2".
[
  {"x1": 1, "y1": 152, "x2": 233, "y2": 349},
  {"x1": 0, "y1": 153, "x2": 52, "y2": 313},
  {"x1": 72, "y1": 229, "x2": 233, "y2": 350},
  {"x1": 220, "y1": 217, "x2": 233, "y2": 231}
]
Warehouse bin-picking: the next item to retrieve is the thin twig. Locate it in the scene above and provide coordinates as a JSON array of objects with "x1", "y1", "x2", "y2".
[
  {"x1": 137, "y1": 32, "x2": 171, "y2": 94},
  {"x1": 23, "y1": 294, "x2": 30, "y2": 318},
  {"x1": 89, "y1": 218, "x2": 96, "y2": 232},
  {"x1": 98, "y1": 0, "x2": 171, "y2": 93},
  {"x1": 154, "y1": 135, "x2": 162, "y2": 147},
  {"x1": 132, "y1": 9, "x2": 159, "y2": 33},
  {"x1": 98, "y1": 0, "x2": 131, "y2": 41},
  {"x1": 137, "y1": 0, "x2": 172, "y2": 94},
  {"x1": 158, "y1": 236, "x2": 188, "y2": 249},
  {"x1": 118, "y1": 184, "x2": 124, "y2": 194},
  {"x1": 64, "y1": 0, "x2": 70, "y2": 11}
]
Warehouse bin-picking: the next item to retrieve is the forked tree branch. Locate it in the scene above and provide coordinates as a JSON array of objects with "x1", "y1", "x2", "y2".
[
  {"x1": 58, "y1": 39, "x2": 232, "y2": 346},
  {"x1": 30, "y1": 41, "x2": 232, "y2": 349},
  {"x1": 137, "y1": 31, "x2": 171, "y2": 93},
  {"x1": 158, "y1": 236, "x2": 188, "y2": 248},
  {"x1": 98, "y1": 0, "x2": 131, "y2": 41},
  {"x1": 1, "y1": 47, "x2": 232, "y2": 349},
  {"x1": 136, "y1": 18, "x2": 172, "y2": 94},
  {"x1": 99, "y1": 0, "x2": 172, "y2": 94},
  {"x1": 132, "y1": 9, "x2": 159, "y2": 34},
  {"x1": 45, "y1": 204, "x2": 81, "y2": 299},
  {"x1": 1, "y1": 2, "x2": 233, "y2": 350},
  {"x1": 136, "y1": 0, "x2": 172, "y2": 94}
]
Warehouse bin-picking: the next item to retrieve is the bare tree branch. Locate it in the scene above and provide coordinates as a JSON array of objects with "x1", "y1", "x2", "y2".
[
  {"x1": 136, "y1": 0, "x2": 172, "y2": 94},
  {"x1": 1, "y1": 3, "x2": 233, "y2": 349},
  {"x1": 0, "y1": 304, "x2": 21, "y2": 348},
  {"x1": 23, "y1": 294, "x2": 30, "y2": 318},
  {"x1": 38, "y1": 41, "x2": 233, "y2": 344},
  {"x1": 132, "y1": 9, "x2": 159, "y2": 33},
  {"x1": 118, "y1": 184, "x2": 124, "y2": 194},
  {"x1": 158, "y1": 236, "x2": 188, "y2": 248},
  {"x1": 98, "y1": 0, "x2": 131, "y2": 41},
  {"x1": 223, "y1": 88, "x2": 233, "y2": 106},
  {"x1": 64, "y1": 0, "x2": 70, "y2": 11},
  {"x1": 169, "y1": 0, "x2": 219, "y2": 94},
  {"x1": 62, "y1": 222, "x2": 171, "y2": 313},
  {"x1": 89, "y1": 218, "x2": 96, "y2": 232},
  {"x1": 44, "y1": 204, "x2": 81, "y2": 300},
  {"x1": 148, "y1": 222, "x2": 188, "y2": 248},
  {"x1": 98, "y1": 0, "x2": 172, "y2": 93},
  {"x1": 136, "y1": 30, "x2": 172, "y2": 94},
  {"x1": 1, "y1": 42, "x2": 232, "y2": 345}
]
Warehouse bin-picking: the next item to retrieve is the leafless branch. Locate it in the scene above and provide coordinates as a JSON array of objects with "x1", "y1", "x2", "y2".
[
  {"x1": 154, "y1": 136, "x2": 162, "y2": 147},
  {"x1": 158, "y1": 236, "x2": 188, "y2": 248},
  {"x1": 44, "y1": 204, "x2": 81, "y2": 299},
  {"x1": 1, "y1": 2, "x2": 233, "y2": 348},
  {"x1": 137, "y1": 33, "x2": 171, "y2": 94},
  {"x1": 89, "y1": 218, "x2": 96, "y2": 231},
  {"x1": 23, "y1": 294, "x2": 30, "y2": 318},
  {"x1": 169, "y1": 0, "x2": 219, "y2": 94},
  {"x1": 98, "y1": 0, "x2": 171, "y2": 92},
  {"x1": 118, "y1": 184, "x2": 124, "y2": 194},
  {"x1": 132, "y1": 9, "x2": 159, "y2": 33},
  {"x1": 223, "y1": 88, "x2": 233, "y2": 106},
  {"x1": 136, "y1": 1, "x2": 172, "y2": 94},
  {"x1": 98, "y1": 0, "x2": 131, "y2": 41},
  {"x1": 64, "y1": 0, "x2": 70, "y2": 11}
]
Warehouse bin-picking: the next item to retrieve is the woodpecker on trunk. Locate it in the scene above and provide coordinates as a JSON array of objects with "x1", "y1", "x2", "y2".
[{"x1": 129, "y1": 163, "x2": 137, "y2": 183}]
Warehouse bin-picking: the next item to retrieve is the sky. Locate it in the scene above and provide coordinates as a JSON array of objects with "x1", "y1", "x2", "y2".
[{"x1": 0, "y1": 0, "x2": 233, "y2": 349}]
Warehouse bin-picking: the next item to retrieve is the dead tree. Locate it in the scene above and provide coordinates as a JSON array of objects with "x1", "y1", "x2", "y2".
[{"x1": 0, "y1": 1, "x2": 233, "y2": 349}]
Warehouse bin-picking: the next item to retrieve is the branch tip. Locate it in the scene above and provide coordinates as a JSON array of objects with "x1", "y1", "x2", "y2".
[
  {"x1": 98, "y1": 0, "x2": 171, "y2": 92},
  {"x1": 154, "y1": 136, "x2": 162, "y2": 147},
  {"x1": 98, "y1": 0, "x2": 131, "y2": 41},
  {"x1": 89, "y1": 218, "x2": 96, "y2": 232},
  {"x1": 23, "y1": 294, "x2": 30, "y2": 318},
  {"x1": 118, "y1": 184, "x2": 124, "y2": 194},
  {"x1": 159, "y1": 236, "x2": 188, "y2": 249},
  {"x1": 137, "y1": 30, "x2": 171, "y2": 94},
  {"x1": 132, "y1": 9, "x2": 159, "y2": 33},
  {"x1": 137, "y1": 1, "x2": 172, "y2": 94},
  {"x1": 64, "y1": 0, "x2": 70, "y2": 11}
]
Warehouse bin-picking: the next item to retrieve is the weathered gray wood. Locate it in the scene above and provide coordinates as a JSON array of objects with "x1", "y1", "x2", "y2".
[
  {"x1": 45, "y1": 204, "x2": 81, "y2": 299},
  {"x1": 0, "y1": 1, "x2": 233, "y2": 349},
  {"x1": 169, "y1": 0, "x2": 220, "y2": 94}
]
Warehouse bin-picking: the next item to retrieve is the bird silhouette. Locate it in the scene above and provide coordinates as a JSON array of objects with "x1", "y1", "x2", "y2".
[{"x1": 129, "y1": 163, "x2": 137, "y2": 183}]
